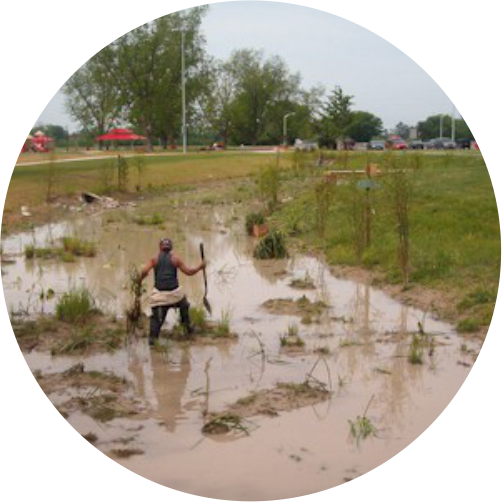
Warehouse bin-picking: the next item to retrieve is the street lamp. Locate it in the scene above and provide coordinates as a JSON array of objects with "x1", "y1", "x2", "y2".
[
  {"x1": 283, "y1": 112, "x2": 295, "y2": 147},
  {"x1": 174, "y1": 27, "x2": 187, "y2": 154}
]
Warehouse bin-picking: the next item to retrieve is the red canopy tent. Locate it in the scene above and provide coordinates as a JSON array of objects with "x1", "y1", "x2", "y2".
[{"x1": 96, "y1": 128, "x2": 146, "y2": 142}]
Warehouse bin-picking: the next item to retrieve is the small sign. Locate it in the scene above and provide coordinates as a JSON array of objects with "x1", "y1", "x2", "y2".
[{"x1": 357, "y1": 179, "x2": 381, "y2": 191}]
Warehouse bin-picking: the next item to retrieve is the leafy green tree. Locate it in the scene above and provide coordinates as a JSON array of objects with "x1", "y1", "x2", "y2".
[
  {"x1": 320, "y1": 87, "x2": 354, "y2": 148},
  {"x1": 417, "y1": 114, "x2": 473, "y2": 141},
  {"x1": 346, "y1": 111, "x2": 383, "y2": 142},
  {"x1": 63, "y1": 46, "x2": 123, "y2": 147},
  {"x1": 394, "y1": 122, "x2": 410, "y2": 140}
]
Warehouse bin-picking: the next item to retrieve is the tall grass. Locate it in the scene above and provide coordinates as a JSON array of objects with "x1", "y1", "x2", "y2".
[{"x1": 56, "y1": 288, "x2": 97, "y2": 323}]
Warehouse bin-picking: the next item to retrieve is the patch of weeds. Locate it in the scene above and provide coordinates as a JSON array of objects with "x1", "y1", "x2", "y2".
[
  {"x1": 245, "y1": 212, "x2": 265, "y2": 235},
  {"x1": 236, "y1": 394, "x2": 257, "y2": 407},
  {"x1": 202, "y1": 413, "x2": 250, "y2": 435},
  {"x1": 457, "y1": 318, "x2": 481, "y2": 333},
  {"x1": 374, "y1": 367, "x2": 392, "y2": 375},
  {"x1": 280, "y1": 323, "x2": 305, "y2": 348},
  {"x1": 254, "y1": 230, "x2": 288, "y2": 259},
  {"x1": 457, "y1": 288, "x2": 496, "y2": 314},
  {"x1": 191, "y1": 305, "x2": 208, "y2": 330},
  {"x1": 289, "y1": 272, "x2": 315, "y2": 290},
  {"x1": 55, "y1": 288, "x2": 97, "y2": 323},
  {"x1": 348, "y1": 395, "x2": 378, "y2": 443},
  {"x1": 134, "y1": 213, "x2": 164, "y2": 226},
  {"x1": 214, "y1": 308, "x2": 232, "y2": 338},
  {"x1": 62, "y1": 237, "x2": 97, "y2": 257},
  {"x1": 82, "y1": 432, "x2": 98, "y2": 444},
  {"x1": 339, "y1": 339, "x2": 362, "y2": 348},
  {"x1": 126, "y1": 265, "x2": 145, "y2": 332},
  {"x1": 408, "y1": 334, "x2": 424, "y2": 364},
  {"x1": 314, "y1": 346, "x2": 331, "y2": 355},
  {"x1": 111, "y1": 448, "x2": 144, "y2": 458},
  {"x1": 52, "y1": 326, "x2": 95, "y2": 354}
]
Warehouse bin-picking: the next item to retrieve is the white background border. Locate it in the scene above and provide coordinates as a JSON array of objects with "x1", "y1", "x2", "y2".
[{"x1": 1, "y1": 1, "x2": 500, "y2": 501}]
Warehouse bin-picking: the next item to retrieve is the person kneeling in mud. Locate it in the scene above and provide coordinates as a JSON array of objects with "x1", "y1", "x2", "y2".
[{"x1": 138, "y1": 238, "x2": 206, "y2": 346}]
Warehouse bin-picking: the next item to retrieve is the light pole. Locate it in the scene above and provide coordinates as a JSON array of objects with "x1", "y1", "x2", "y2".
[
  {"x1": 174, "y1": 28, "x2": 188, "y2": 154},
  {"x1": 283, "y1": 112, "x2": 295, "y2": 147}
]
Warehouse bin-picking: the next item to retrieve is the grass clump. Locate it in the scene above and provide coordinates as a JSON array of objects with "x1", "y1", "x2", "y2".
[
  {"x1": 280, "y1": 323, "x2": 305, "y2": 348},
  {"x1": 62, "y1": 237, "x2": 97, "y2": 257},
  {"x1": 202, "y1": 413, "x2": 250, "y2": 435},
  {"x1": 408, "y1": 334, "x2": 424, "y2": 365},
  {"x1": 348, "y1": 395, "x2": 378, "y2": 443},
  {"x1": 457, "y1": 318, "x2": 481, "y2": 333},
  {"x1": 191, "y1": 306, "x2": 208, "y2": 330},
  {"x1": 214, "y1": 308, "x2": 232, "y2": 338},
  {"x1": 134, "y1": 213, "x2": 164, "y2": 226},
  {"x1": 245, "y1": 212, "x2": 265, "y2": 235},
  {"x1": 254, "y1": 230, "x2": 288, "y2": 259},
  {"x1": 55, "y1": 288, "x2": 97, "y2": 323}
]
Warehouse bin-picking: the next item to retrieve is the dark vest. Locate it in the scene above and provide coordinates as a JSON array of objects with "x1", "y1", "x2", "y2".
[{"x1": 154, "y1": 252, "x2": 179, "y2": 291}]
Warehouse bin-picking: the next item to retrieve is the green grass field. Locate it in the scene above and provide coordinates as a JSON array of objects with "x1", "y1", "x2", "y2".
[
  {"x1": 270, "y1": 151, "x2": 500, "y2": 333},
  {"x1": 4, "y1": 152, "x2": 273, "y2": 230}
]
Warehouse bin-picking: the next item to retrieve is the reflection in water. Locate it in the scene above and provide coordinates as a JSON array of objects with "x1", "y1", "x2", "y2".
[{"x1": 2, "y1": 206, "x2": 476, "y2": 500}]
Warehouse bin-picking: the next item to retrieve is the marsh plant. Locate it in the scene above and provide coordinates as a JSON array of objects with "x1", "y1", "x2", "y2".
[
  {"x1": 99, "y1": 158, "x2": 116, "y2": 195},
  {"x1": 348, "y1": 172, "x2": 367, "y2": 264},
  {"x1": 254, "y1": 230, "x2": 288, "y2": 259},
  {"x1": 348, "y1": 395, "x2": 378, "y2": 443},
  {"x1": 132, "y1": 154, "x2": 147, "y2": 191},
  {"x1": 126, "y1": 265, "x2": 145, "y2": 332},
  {"x1": 314, "y1": 180, "x2": 335, "y2": 239},
  {"x1": 45, "y1": 150, "x2": 59, "y2": 202},
  {"x1": 386, "y1": 155, "x2": 412, "y2": 285},
  {"x1": 56, "y1": 287, "x2": 97, "y2": 324},
  {"x1": 215, "y1": 308, "x2": 232, "y2": 337},
  {"x1": 257, "y1": 160, "x2": 280, "y2": 211},
  {"x1": 280, "y1": 323, "x2": 305, "y2": 347},
  {"x1": 117, "y1": 155, "x2": 130, "y2": 192}
]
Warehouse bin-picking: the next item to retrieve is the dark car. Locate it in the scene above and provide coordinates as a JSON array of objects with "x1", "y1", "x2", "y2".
[
  {"x1": 425, "y1": 138, "x2": 456, "y2": 150},
  {"x1": 367, "y1": 140, "x2": 385, "y2": 151},
  {"x1": 456, "y1": 139, "x2": 471, "y2": 150},
  {"x1": 408, "y1": 140, "x2": 424, "y2": 150}
]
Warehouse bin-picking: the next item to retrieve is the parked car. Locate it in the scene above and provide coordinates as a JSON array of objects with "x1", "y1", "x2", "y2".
[
  {"x1": 456, "y1": 138, "x2": 471, "y2": 150},
  {"x1": 391, "y1": 139, "x2": 408, "y2": 150},
  {"x1": 408, "y1": 140, "x2": 424, "y2": 150},
  {"x1": 424, "y1": 138, "x2": 456, "y2": 150},
  {"x1": 367, "y1": 140, "x2": 385, "y2": 151},
  {"x1": 295, "y1": 139, "x2": 319, "y2": 152}
]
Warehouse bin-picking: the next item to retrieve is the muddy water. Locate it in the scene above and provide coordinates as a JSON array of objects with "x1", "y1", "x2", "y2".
[{"x1": 1, "y1": 204, "x2": 477, "y2": 500}]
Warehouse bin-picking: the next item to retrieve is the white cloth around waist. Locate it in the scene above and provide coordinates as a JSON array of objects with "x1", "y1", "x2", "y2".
[{"x1": 149, "y1": 286, "x2": 185, "y2": 309}]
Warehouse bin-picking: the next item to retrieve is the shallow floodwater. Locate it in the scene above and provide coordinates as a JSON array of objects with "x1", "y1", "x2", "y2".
[{"x1": 1, "y1": 203, "x2": 477, "y2": 500}]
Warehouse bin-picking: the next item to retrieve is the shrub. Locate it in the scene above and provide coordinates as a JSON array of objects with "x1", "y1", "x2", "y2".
[{"x1": 253, "y1": 230, "x2": 288, "y2": 259}]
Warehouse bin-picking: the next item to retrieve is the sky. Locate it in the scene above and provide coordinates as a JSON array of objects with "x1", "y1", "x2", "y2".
[{"x1": 37, "y1": 1, "x2": 454, "y2": 132}]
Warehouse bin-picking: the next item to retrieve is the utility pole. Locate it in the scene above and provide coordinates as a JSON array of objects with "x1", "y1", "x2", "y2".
[
  {"x1": 283, "y1": 112, "x2": 295, "y2": 147},
  {"x1": 181, "y1": 29, "x2": 187, "y2": 155},
  {"x1": 439, "y1": 114, "x2": 444, "y2": 138},
  {"x1": 451, "y1": 109, "x2": 456, "y2": 142}
]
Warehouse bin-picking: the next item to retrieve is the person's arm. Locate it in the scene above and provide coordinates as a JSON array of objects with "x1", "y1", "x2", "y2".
[
  {"x1": 171, "y1": 254, "x2": 205, "y2": 276},
  {"x1": 138, "y1": 257, "x2": 157, "y2": 283}
]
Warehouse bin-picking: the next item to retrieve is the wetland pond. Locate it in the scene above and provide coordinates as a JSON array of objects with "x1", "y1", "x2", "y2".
[{"x1": 1, "y1": 190, "x2": 479, "y2": 500}]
